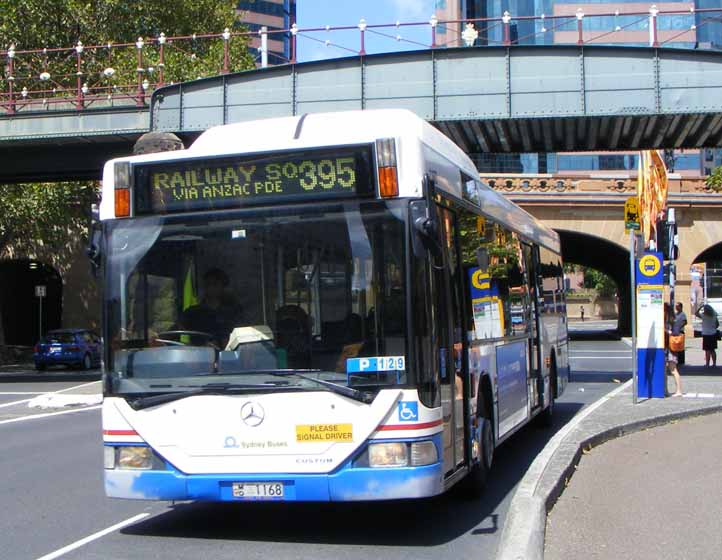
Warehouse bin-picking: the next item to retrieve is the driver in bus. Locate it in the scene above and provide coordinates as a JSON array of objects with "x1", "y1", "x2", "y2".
[{"x1": 180, "y1": 267, "x2": 244, "y2": 348}]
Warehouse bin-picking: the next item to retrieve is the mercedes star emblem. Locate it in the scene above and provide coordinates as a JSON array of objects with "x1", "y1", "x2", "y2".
[{"x1": 240, "y1": 401, "x2": 265, "y2": 427}]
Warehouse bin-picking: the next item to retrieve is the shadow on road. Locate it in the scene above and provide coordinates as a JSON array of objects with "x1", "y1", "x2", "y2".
[
  {"x1": 121, "y1": 402, "x2": 584, "y2": 547},
  {"x1": 678, "y1": 364, "x2": 722, "y2": 377},
  {"x1": 571, "y1": 372, "x2": 631, "y2": 384},
  {"x1": 568, "y1": 330, "x2": 621, "y2": 341},
  {"x1": 0, "y1": 364, "x2": 101, "y2": 383}
]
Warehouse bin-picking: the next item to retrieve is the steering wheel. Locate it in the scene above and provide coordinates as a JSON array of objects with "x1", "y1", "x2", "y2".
[{"x1": 155, "y1": 330, "x2": 216, "y2": 347}]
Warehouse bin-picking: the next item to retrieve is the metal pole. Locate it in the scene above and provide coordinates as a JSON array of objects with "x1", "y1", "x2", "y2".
[
  {"x1": 261, "y1": 26, "x2": 268, "y2": 68},
  {"x1": 630, "y1": 230, "x2": 637, "y2": 404},
  {"x1": 576, "y1": 10, "x2": 584, "y2": 45},
  {"x1": 668, "y1": 208, "x2": 676, "y2": 311},
  {"x1": 39, "y1": 295, "x2": 43, "y2": 341},
  {"x1": 7, "y1": 48, "x2": 16, "y2": 115},
  {"x1": 649, "y1": 6, "x2": 659, "y2": 47},
  {"x1": 136, "y1": 37, "x2": 145, "y2": 107},
  {"x1": 76, "y1": 42, "x2": 84, "y2": 110},
  {"x1": 259, "y1": 243, "x2": 267, "y2": 326}
]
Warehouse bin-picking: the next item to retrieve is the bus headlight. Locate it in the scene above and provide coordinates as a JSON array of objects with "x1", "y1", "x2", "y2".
[
  {"x1": 117, "y1": 446, "x2": 153, "y2": 470},
  {"x1": 104, "y1": 446, "x2": 115, "y2": 469},
  {"x1": 410, "y1": 441, "x2": 438, "y2": 466},
  {"x1": 368, "y1": 442, "x2": 408, "y2": 467}
]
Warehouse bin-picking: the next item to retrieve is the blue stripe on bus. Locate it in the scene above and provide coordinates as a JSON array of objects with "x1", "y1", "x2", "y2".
[{"x1": 105, "y1": 434, "x2": 444, "y2": 502}]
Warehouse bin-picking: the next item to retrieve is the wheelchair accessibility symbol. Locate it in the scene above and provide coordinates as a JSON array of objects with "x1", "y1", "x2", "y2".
[{"x1": 398, "y1": 401, "x2": 419, "y2": 422}]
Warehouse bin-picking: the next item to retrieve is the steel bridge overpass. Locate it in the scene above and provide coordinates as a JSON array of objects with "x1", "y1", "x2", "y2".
[{"x1": 1, "y1": 44, "x2": 721, "y2": 182}]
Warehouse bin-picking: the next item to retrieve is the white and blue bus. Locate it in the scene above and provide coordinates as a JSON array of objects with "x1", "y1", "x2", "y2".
[{"x1": 98, "y1": 109, "x2": 569, "y2": 502}]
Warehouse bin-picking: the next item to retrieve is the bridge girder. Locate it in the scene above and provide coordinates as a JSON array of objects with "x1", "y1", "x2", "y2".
[
  {"x1": 1, "y1": 45, "x2": 722, "y2": 182},
  {"x1": 151, "y1": 45, "x2": 722, "y2": 154}
]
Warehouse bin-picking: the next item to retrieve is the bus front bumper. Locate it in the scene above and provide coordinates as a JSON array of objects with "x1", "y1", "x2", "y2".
[{"x1": 104, "y1": 461, "x2": 444, "y2": 502}]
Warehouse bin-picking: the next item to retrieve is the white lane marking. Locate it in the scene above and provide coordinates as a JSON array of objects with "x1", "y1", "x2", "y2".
[
  {"x1": 54, "y1": 380, "x2": 101, "y2": 394},
  {"x1": 0, "y1": 381, "x2": 100, "y2": 410},
  {"x1": 0, "y1": 397, "x2": 34, "y2": 408},
  {"x1": 569, "y1": 350, "x2": 633, "y2": 354},
  {"x1": 34, "y1": 512, "x2": 150, "y2": 560},
  {"x1": 0, "y1": 405, "x2": 101, "y2": 426},
  {"x1": 570, "y1": 356, "x2": 631, "y2": 359}
]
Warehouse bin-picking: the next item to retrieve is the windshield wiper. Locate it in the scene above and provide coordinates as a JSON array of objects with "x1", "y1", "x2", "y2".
[
  {"x1": 222, "y1": 369, "x2": 375, "y2": 404},
  {"x1": 126, "y1": 382, "x2": 288, "y2": 410}
]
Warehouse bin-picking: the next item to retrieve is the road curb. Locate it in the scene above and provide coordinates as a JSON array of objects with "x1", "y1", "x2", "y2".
[{"x1": 495, "y1": 385, "x2": 722, "y2": 560}]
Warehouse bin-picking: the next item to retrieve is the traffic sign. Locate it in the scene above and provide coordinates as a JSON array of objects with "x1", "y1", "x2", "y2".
[
  {"x1": 624, "y1": 197, "x2": 640, "y2": 230},
  {"x1": 35, "y1": 285, "x2": 46, "y2": 298}
]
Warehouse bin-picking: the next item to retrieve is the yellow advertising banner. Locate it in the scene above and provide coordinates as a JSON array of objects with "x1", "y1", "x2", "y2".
[{"x1": 637, "y1": 150, "x2": 668, "y2": 246}]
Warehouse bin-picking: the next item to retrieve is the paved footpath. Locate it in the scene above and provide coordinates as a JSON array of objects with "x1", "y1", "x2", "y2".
[
  {"x1": 546, "y1": 412, "x2": 722, "y2": 560},
  {"x1": 497, "y1": 341, "x2": 722, "y2": 560}
]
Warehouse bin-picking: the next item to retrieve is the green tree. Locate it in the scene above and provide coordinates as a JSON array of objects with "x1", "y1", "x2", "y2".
[
  {"x1": 0, "y1": 182, "x2": 98, "y2": 256},
  {"x1": 707, "y1": 166, "x2": 722, "y2": 192},
  {"x1": 583, "y1": 267, "x2": 617, "y2": 298},
  {"x1": 0, "y1": 1, "x2": 254, "y2": 85},
  {"x1": 0, "y1": 1, "x2": 255, "y2": 345}
]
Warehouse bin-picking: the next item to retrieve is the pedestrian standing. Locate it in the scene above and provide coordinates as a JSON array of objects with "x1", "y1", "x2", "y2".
[
  {"x1": 580, "y1": 305, "x2": 585, "y2": 322},
  {"x1": 665, "y1": 303, "x2": 683, "y2": 397},
  {"x1": 672, "y1": 302, "x2": 687, "y2": 366},
  {"x1": 695, "y1": 304, "x2": 718, "y2": 368}
]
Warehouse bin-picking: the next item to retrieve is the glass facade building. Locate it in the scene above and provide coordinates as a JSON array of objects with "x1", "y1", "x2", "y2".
[
  {"x1": 435, "y1": 0, "x2": 721, "y2": 175},
  {"x1": 448, "y1": 0, "x2": 716, "y2": 48},
  {"x1": 237, "y1": 0, "x2": 296, "y2": 66}
]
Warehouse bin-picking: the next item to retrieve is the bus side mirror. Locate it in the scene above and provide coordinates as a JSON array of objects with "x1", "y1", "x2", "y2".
[
  {"x1": 476, "y1": 248, "x2": 489, "y2": 271},
  {"x1": 87, "y1": 218, "x2": 102, "y2": 279},
  {"x1": 410, "y1": 201, "x2": 440, "y2": 259}
]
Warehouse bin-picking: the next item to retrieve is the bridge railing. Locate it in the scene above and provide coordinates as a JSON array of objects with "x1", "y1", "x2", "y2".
[
  {"x1": 481, "y1": 173, "x2": 715, "y2": 197},
  {"x1": 1, "y1": 6, "x2": 721, "y2": 115}
]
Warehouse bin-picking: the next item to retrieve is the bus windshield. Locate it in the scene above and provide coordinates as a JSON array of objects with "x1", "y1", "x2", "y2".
[{"x1": 104, "y1": 199, "x2": 408, "y2": 397}]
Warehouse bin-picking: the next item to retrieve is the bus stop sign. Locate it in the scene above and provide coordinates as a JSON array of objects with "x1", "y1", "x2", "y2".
[{"x1": 624, "y1": 197, "x2": 640, "y2": 231}]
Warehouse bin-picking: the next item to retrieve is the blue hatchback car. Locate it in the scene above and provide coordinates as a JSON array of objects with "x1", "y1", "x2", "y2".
[{"x1": 34, "y1": 329, "x2": 102, "y2": 371}]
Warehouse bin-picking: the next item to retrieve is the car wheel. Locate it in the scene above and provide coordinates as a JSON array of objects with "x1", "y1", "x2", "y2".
[
  {"x1": 82, "y1": 353, "x2": 92, "y2": 371},
  {"x1": 35, "y1": 364, "x2": 46, "y2": 372}
]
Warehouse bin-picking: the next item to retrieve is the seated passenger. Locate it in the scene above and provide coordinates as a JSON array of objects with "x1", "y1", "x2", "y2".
[
  {"x1": 180, "y1": 267, "x2": 243, "y2": 348},
  {"x1": 275, "y1": 305, "x2": 311, "y2": 368}
]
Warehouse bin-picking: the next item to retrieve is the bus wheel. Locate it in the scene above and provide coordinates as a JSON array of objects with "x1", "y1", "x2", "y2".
[
  {"x1": 465, "y1": 405, "x2": 494, "y2": 497},
  {"x1": 539, "y1": 362, "x2": 557, "y2": 428}
]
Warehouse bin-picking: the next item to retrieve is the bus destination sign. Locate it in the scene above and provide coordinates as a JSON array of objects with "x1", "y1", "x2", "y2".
[{"x1": 137, "y1": 146, "x2": 373, "y2": 214}]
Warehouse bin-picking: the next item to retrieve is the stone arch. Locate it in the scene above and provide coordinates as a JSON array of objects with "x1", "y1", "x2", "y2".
[
  {"x1": 693, "y1": 242, "x2": 722, "y2": 265},
  {"x1": 555, "y1": 230, "x2": 630, "y2": 335},
  {"x1": 0, "y1": 259, "x2": 62, "y2": 346}
]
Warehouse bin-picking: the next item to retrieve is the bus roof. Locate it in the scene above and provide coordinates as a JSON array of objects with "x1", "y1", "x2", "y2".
[{"x1": 100, "y1": 109, "x2": 560, "y2": 252}]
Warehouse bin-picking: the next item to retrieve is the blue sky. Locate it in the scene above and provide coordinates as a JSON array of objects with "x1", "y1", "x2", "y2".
[{"x1": 297, "y1": 0, "x2": 438, "y2": 62}]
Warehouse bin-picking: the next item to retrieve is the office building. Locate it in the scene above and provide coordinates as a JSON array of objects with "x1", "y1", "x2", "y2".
[
  {"x1": 434, "y1": 0, "x2": 722, "y2": 175},
  {"x1": 237, "y1": 0, "x2": 296, "y2": 66}
]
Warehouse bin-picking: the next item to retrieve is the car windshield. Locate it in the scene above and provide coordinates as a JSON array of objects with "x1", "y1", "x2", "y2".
[
  {"x1": 104, "y1": 199, "x2": 408, "y2": 396},
  {"x1": 44, "y1": 333, "x2": 76, "y2": 344}
]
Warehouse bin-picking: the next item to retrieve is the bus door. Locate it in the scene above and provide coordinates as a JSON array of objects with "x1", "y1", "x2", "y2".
[
  {"x1": 522, "y1": 243, "x2": 542, "y2": 409},
  {"x1": 435, "y1": 205, "x2": 466, "y2": 473}
]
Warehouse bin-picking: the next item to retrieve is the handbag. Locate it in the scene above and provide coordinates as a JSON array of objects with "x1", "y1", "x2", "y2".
[{"x1": 669, "y1": 334, "x2": 685, "y2": 353}]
